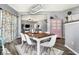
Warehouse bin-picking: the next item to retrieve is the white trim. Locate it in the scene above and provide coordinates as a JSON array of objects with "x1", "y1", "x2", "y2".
[{"x1": 65, "y1": 45, "x2": 79, "y2": 55}]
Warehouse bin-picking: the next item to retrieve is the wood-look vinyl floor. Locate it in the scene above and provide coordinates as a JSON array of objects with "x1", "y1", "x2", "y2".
[
  {"x1": 55, "y1": 39, "x2": 75, "y2": 55},
  {"x1": 2, "y1": 38, "x2": 75, "y2": 55}
]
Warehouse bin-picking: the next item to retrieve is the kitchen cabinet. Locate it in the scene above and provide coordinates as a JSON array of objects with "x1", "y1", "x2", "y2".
[{"x1": 64, "y1": 21, "x2": 79, "y2": 54}]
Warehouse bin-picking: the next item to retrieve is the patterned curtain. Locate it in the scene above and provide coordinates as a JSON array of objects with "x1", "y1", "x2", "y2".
[
  {"x1": 2, "y1": 10, "x2": 18, "y2": 42},
  {"x1": 0, "y1": 10, "x2": 2, "y2": 37},
  {"x1": 11, "y1": 15, "x2": 18, "y2": 40}
]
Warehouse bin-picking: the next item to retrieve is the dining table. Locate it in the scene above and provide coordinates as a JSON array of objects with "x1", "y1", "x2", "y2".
[{"x1": 24, "y1": 32, "x2": 54, "y2": 55}]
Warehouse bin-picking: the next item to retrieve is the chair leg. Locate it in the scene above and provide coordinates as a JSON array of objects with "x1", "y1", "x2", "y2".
[
  {"x1": 47, "y1": 48, "x2": 51, "y2": 55},
  {"x1": 45, "y1": 47, "x2": 49, "y2": 54},
  {"x1": 24, "y1": 44, "x2": 28, "y2": 53},
  {"x1": 41, "y1": 47, "x2": 46, "y2": 55},
  {"x1": 31, "y1": 46, "x2": 34, "y2": 54},
  {"x1": 25, "y1": 45, "x2": 35, "y2": 55},
  {"x1": 52, "y1": 48, "x2": 55, "y2": 55},
  {"x1": 27, "y1": 45, "x2": 33, "y2": 54},
  {"x1": 31, "y1": 45, "x2": 36, "y2": 55},
  {"x1": 44, "y1": 47, "x2": 49, "y2": 55},
  {"x1": 32, "y1": 45, "x2": 34, "y2": 50},
  {"x1": 25, "y1": 45, "x2": 31, "y2": 53},
  {"x1": 21, "y1": 43, "x2": 24, "y2": 48},
  {"x1": 21, "y1": 42, "x2": 25, "y2": 48}
]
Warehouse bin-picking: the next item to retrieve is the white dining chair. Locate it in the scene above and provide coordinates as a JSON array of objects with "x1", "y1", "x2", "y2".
[
  {"x1": 24, "y1": 34, "x2": 36, "y2": 54},
  {"x1": 24, "y1": 34, "x2": 36, "y2": 45},
  {"x1": 20, "y1": 33, "x2": 27, "y2": 48},
  {"x1": 40, "y1": 35, "x2": 57, "y2": 55}
]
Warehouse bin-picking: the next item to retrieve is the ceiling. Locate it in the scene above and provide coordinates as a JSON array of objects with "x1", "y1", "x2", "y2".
[
  {"x1": 9, "y1": 4, "x2": 33, "y2": 12},
  {"x1": 8, "y1": 4, "x2": 79, "y2": 13}
]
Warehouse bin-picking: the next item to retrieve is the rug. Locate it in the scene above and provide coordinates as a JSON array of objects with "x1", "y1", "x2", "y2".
[{"x1": 15, "y1": 44, "x2": 64, "y2": 55}]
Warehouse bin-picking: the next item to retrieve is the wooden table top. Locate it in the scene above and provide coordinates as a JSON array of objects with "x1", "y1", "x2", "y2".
[{"x1": 24, "y1": 32, "x2": 54, "y2": 38}]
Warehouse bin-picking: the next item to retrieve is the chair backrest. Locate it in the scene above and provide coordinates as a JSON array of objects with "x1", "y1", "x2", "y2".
[
  {"x1": 24, "y1": 34, "x2": 33, "y2": 45},
  {"x1": 20, "y1": 33, "x2": 26, "y2": 42},
  {"x1": 49, "y1": 35, "x2": 57, "y2": 47}
]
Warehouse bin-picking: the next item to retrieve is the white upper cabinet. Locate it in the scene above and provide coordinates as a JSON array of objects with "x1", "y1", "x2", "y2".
[{"x1": 68, "y1": 14, "x2": 79, "y2": 21}]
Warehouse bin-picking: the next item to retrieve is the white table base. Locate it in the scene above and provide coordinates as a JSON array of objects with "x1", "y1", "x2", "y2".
[{"x1": 37, "y1": 41, "x2": 40, "y2": 55}]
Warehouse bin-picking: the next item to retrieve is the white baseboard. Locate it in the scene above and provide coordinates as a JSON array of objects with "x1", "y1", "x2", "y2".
[{"x1": 65, "y1": 45, "x2": 79, "y2": 55}]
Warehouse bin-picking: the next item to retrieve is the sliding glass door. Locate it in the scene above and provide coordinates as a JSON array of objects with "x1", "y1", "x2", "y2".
[{"x1": 2, "y1": 10, "x2": 12, "y2": 42}]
